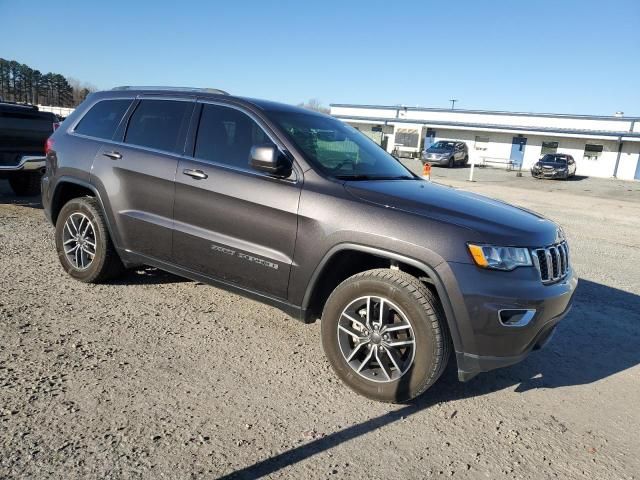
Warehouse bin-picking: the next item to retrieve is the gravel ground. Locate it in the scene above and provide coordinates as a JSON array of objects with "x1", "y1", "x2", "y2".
[{"x1": 1, "y1": 173, "x2": 639, "y2": 479}]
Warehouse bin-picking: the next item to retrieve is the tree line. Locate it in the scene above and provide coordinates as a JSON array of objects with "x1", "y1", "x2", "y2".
[{"x1": 0, "y1": 58, "x2": 96, "y2": 108}]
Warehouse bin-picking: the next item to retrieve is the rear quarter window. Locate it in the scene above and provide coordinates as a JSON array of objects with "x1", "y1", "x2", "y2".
[{"x1": 74, "y1": 99, "x2": 132, "y2": 140}]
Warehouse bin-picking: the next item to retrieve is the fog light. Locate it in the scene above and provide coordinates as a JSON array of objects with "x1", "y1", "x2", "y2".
[{"x1": 498, "y1": 309, "x2": 536, "y2": 327}]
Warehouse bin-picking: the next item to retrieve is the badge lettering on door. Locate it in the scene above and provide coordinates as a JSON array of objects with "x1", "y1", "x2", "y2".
[{"x1": 210, "y1": 244, "x2": 279, "y2": 270}]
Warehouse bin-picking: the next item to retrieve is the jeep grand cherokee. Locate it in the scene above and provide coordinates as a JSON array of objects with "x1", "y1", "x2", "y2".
[{"x1": 42, "y1": 87, "x2": 577, "y2": 402}]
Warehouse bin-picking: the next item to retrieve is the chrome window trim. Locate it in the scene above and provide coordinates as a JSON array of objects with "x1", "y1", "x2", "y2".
[{"x1": 68, "y1": 96, "x2": 300, "y2": 183}]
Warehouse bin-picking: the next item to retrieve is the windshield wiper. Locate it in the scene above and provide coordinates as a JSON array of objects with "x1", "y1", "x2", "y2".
[{"x1": 335, "y1": 174, "x2": 414, "y2": 181}]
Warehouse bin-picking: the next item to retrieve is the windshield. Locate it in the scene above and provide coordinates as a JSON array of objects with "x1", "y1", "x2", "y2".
[
  {"x1": 541, "y1": 154, "x2": 567, "y2": 164},
  {"x1": 269, "y1": 111, "x2": 414, "y2": 180},
  {"x1": 429, "y1": 141, "x2": 455, "y2": 150}
]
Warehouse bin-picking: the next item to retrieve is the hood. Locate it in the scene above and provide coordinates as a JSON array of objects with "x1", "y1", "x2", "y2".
[
  {"x1": 344, "y1": 180, "x2": 559, "y2": 246},
  {"x1": 536, "y1": 160, "x2": 567, "y2": 169}
]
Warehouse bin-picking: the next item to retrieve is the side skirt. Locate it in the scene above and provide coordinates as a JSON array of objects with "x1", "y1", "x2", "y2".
[{"x1": 119, "y1": 249, "x2": 308, "y2": 323}]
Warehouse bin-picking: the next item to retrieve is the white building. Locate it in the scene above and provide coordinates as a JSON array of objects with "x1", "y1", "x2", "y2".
[{"x1": 330, "y1": 104, "x2": 640, "y2": 181}]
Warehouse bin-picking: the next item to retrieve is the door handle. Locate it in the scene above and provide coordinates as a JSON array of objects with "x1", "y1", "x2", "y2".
[
  {"x1": 183, "y1": 168, "x2": 208, "y2": 180},
  {"x1": 103, "y1": 151, "x2": 122, "y2": 160}
]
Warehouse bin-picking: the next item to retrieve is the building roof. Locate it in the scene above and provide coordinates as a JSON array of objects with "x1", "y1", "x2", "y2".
[
  {"x1": 333, "y1": 114, "x2": 640, "y2": 140},
  {"x1": 329, "y1": 103, "x2": 640, "y2": 122}
]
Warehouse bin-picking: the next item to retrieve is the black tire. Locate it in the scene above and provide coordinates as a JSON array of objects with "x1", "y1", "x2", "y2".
[
  {"x1": 448, "y1": 157, "x2": 455, "y2": 168},
  {"x1": 8, "y1": 172, "x2": 42, "y2": 196},
  {"x1": 463, "y1": 155, "x2": 469, "y2": 166},
  {"x1": 321, "y1": 268, "x2": 450, "y2": 403},
  {"x1": 55, "y1": 196, "x2": 124, "y2": 283}
]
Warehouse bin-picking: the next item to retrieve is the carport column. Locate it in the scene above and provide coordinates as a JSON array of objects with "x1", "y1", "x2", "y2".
[
  {"x1": 385, "y1": 127, "x2": 396, "y2": 153},
  {"x1": 613, "y1": 137, "x2": 623, "y2": 178}
]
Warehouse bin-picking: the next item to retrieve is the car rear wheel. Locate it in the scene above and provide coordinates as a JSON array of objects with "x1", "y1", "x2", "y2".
[
  {"x1": 55, "y1": 196, "x2": 124, "y2": 283},
  {"x1": 321, "y1": 269, "x2": 450, "y2": 403},
  {"x1": 8, "y1": 172, "x2": 42, "y2": 196},
  {"x1": 448, "y1": 157, "x2": 454, "y2": 168}
]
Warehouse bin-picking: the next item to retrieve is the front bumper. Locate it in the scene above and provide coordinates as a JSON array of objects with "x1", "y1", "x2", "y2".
[
  {"x1": 440, "y1": 261, "x2": 578, "y2": 381},
  {"x1": 0, "y1": 156, "x2": 46, "y2": 172},
  {"x1": 422, "y1": 155, "x2": 450, "y2": 165},
  {"x1": 531, "y1": 168, "x2": 567, "y2": 179}
]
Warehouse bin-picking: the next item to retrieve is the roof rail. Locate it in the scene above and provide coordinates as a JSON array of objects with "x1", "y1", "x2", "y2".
[{"x1": 111, "y1": 86, "x2": 229, "y2": 95}]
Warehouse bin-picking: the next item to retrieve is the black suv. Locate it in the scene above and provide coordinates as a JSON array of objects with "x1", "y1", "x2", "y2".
[
  {"x1": 531, "y1": 153, "x2": 577, "y2": 180},
  {"x1": 0, "y1": 101, "x2": 59, "y2": 195},
  {"x1": 42, "y1": 87, "x2": 577, "y2": 402},
  {"x1": 422, "y1": 140, "x2": 469, "y2": 167}
]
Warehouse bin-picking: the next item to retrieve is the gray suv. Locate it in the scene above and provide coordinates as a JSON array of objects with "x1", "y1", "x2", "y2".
[
  {"x1": 42, "y1": 87, "x2": 577, "y2": 403},
  {"x1": 423, "y1": 140, "x2": 469, "y2": 167}
]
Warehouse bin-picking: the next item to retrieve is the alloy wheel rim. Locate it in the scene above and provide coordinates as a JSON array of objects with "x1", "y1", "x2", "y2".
[
  {"x1": 337, "y1": 295, "x2": 416, "y2": 383},
  {"x1": 62, "y1": 212, "x2": 97, "y2": 270}
]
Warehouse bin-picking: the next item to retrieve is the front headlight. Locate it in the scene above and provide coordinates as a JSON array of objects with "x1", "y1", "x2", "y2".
[{"x1": 467, "y1": 244, "x2": 532, "y2": 271}]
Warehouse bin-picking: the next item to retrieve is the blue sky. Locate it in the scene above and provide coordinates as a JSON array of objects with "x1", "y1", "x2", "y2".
[{"x1": 2, "y1": 0, "x2": 638, "y2": 115}]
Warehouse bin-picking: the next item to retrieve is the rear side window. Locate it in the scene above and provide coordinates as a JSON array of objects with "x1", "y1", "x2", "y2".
[
  {"x1": 125, "y1": 100, "x2": 191, "y2": 153},
  {"x1": 194, "y1": 104, "x2": 271, "y2": 170},
  {"x1": 75, "y1": 100, "x2": 131, "y2": 139}
]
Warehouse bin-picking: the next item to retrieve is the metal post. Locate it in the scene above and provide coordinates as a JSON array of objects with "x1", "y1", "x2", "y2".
[{"x1": 468, "y1": 160, "x2": 476, "y2": 182}]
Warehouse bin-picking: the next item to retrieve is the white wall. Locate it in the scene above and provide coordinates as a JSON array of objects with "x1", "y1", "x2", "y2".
[{"x1": 616, "y1": 143, "x2": 640, "y2": 180}]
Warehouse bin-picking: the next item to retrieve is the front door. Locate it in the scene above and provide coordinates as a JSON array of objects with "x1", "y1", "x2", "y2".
[
  {"x1": 172, "y1": 102, "x2": 300, "y2": 299},
  {"x1": 510, "y1": 136, "x2": 527, "y2": 167}
]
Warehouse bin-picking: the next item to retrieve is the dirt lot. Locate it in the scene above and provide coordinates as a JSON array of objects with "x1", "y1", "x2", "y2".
[{"x1": 1, "y1": 171, "x2": 639, "y2": 479}]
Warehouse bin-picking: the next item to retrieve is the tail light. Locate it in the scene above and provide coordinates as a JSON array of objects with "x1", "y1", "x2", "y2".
[
  {"x1": 52, "y1": 122, "x2": 61, "y2": 131},
  {"x1": 45, "y1": 137, "x2": 55, "y2": 155}
]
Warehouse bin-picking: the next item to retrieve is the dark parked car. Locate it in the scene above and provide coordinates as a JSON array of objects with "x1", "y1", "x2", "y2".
[
  {"x1": 42, "y1": 87, "x2": 577, "y2": 402},
  {"x1": 0, "y1": 101, "x2": 59, "y2": 195},
  {"x1": 422, "y1": 140, "x2": 468, "y2": 167},
  {"x1": 531, "y1": 153, "x2": 577, "y2": 180}
]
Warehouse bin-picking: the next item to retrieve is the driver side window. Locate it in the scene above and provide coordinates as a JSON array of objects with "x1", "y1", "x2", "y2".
[{"x1": 194, "y1": 104, "x2": 272, "y2": 171}]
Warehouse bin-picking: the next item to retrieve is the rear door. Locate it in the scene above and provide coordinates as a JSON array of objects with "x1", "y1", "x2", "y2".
[
  {"x1": 90, "y1": 97, "x2": 194, "y2": 261},
  {"x1": 172, "y1": 101, "x2": 301, "y2": 299}
]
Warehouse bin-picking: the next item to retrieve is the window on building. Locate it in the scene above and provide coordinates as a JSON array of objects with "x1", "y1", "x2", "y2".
[
  {"x1": 195, "y1": 104, "x2": 271, "y2": 170},
  {"x1": 394, "y1": 129, "x2": 419, "y2": 148},
  {"x1": 541, "y1": 141, "x2": 559, "y2": 155},
  {"x1": 474, "y1": 136, "x2": 489, "y2": 151},
  {"x1": 75, "y1": 99, "x2": 132, "y2": 140},
  {"x1": 125, "y1": 100, "x2": 191, "y2": 153},
  {"x1": 583, "y1": 144, "x2": 604, "y2": 161}
]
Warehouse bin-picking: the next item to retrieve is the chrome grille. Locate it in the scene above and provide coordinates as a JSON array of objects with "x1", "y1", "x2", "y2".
[{"x1": 534, "y1": 241, "x2": 569, "y2": 284}]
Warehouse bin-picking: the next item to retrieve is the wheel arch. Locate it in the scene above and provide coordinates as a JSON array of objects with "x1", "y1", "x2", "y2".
[
  {"x1": 50, "y1": 178, "x2": 120, "y2": 250},
  {"x1": 301, "y1": 243, "x2": 463, "y2": 354}
]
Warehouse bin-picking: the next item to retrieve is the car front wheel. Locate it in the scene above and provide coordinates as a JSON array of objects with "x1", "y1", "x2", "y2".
[
  {"x1": 321, "y1": 269, "x2": 450, "y2": 403},
  {"x1": 55, "y1": 196, "x2": 124, "y2": 283}
]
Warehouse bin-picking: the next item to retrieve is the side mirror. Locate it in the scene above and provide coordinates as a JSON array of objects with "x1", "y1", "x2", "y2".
[{"x1": 249, "y1": 144, "x2": 291, "y2": 177}]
